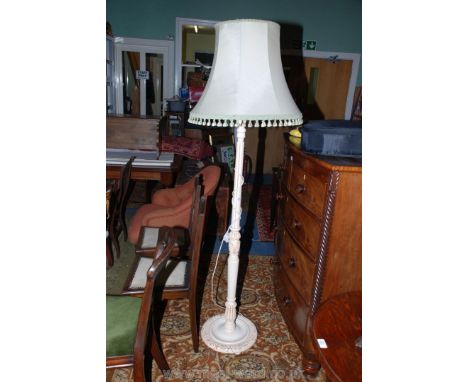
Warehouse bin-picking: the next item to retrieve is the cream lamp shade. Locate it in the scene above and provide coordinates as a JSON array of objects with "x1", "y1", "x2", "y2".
[
  {"x1": 188, "y1": 19, "x2": 303, "y2": 128},
  {"x1": 190, "y1": 19, "x2": 302, "y2": 355}
]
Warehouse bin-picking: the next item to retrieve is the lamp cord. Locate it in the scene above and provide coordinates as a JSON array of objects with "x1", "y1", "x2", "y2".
[
  {"x1": 211, "y1": 225, "x2": 231, "y2": 309},
  {"x1": 210, "y1": 226, "x2": 248, "y2": 321}
]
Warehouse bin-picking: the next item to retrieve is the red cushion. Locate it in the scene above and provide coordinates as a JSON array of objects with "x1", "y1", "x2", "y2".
[
  {"x1": 129, "y1": 165, "x2": 221, "y2": 245},
  {"x1": 128, "y1": 204, "x2": 192, "y2": 245},
  {"x1": 161, "y1": 136, "x2": 213, "y2": 160},
  {"x1": 150, "y1": 188, "x2": 181, "y2": 207}
]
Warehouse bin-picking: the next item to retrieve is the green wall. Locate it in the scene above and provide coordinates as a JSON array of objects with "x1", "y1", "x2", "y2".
[{"x1": 107, "y1": 0, "x2": 362, "y2": 83}]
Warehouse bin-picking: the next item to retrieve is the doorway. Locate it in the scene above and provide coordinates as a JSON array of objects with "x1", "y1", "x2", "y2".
[{"x1": 114, "y1": 37, "x2": 174, "y2": 116}]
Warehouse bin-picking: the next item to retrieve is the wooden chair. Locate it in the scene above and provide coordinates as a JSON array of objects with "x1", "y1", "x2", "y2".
[
  {"x1": 161, "y1": 181, "x2": 208, "y2": 353},
  {"x1": 124, "y1": 176, "x2": 209, "y2": 354},
  {"x1": 127, "y1": 165, "x2": 220, "y2": 245},
  {"x1": 106, "y1": 184, "x2": 117, "y2": 267},
  {"x1": 106, "y1": 229, "x2": 177, "y2": 379},
  {"x1": 108, "y1": 156, "x2": 135, "y2": 262}
]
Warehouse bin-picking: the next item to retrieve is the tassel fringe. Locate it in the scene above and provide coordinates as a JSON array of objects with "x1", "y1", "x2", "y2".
[{"x1": 188, "y1": 116, "x2": 303, "y2": 127}]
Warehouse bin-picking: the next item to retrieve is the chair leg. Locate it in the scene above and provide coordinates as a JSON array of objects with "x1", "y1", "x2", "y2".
[
  {"x1": 120, "y1": 179, "x2": 133, "y2": 241},
  {"x1": 143, "y1": 354, "x2": 152, "y2": 382},
  {"x1": 143, "y1": 339, "x2": 155, "y2": 382},
  {"x1": 109, "y1": 227, "x2": 120, "y2": 260},
  {"x1": 106, "y1": 237, "x2": 113, "y2": 268},
  {"x1": 133, "y1": 354, "x2": 153, "y2": 382},
  {"x1": 120, "y1": 218, "x2": 128, "y2": 241},
  {"x1": 189, "y1": 292, "x2": 199, "y2": 353},
  {"x1": 150, "y1": 335, "x2": 170, "y2": 373},
  {"x1": 121, "y1": 213, "x2": 128, "y2": 242},
  {"x1": 151, "y1": 300, "x2": 170, "y2": 373}
]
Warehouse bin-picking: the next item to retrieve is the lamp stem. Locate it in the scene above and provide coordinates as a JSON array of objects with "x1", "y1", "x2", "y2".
[
  {"x1": 200, "y1": 121, "x2": 256, "y2": 354},
  {"x1": 224, "y1": 122, "x2": 246, "y2": 332}
]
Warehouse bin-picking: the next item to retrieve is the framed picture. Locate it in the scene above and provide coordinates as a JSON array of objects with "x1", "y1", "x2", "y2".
[
  {"x1": 208, "y1": 130, "x2": 235, "y2": 173},
  {"x1": 217, "y1": 144, "x2": 235, "y2": 174},
  {"x1": 166, "y1": 115, "x2": 184, "y2": 137}
]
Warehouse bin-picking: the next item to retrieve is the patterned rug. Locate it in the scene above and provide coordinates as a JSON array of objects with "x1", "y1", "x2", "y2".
[
  {"x1": 107, "y1": 255, "x2": 326, "y2": 382},
  {"x1": 241, "y1": 184, "x2": 274, "y2": 242},
  {"x1": 255, "y1": 185, "x2": 275, "y2": 242}
]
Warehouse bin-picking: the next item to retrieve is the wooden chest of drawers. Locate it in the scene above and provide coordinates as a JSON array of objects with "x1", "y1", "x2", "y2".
[{"x1": 273, "y1": 140, "x2": 362, "y2": 376}]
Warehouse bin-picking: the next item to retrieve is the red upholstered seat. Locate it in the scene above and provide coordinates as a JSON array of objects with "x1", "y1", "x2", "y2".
[{"x1": 128, "y1": 165, "x2": 221, "y2": 245}]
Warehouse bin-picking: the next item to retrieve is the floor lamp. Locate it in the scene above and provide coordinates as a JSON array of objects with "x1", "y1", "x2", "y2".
[{"x1": 188, "y1": 19, "x2": 303, "y2": 354}]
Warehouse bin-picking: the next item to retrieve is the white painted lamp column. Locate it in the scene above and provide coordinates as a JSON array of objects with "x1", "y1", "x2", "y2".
[
  {"x1": 201, "y1": 122, "x2": 257, "y2": 353},
  {"x1": 189, "y1": 19, "x2": 303, "y2": 354}
]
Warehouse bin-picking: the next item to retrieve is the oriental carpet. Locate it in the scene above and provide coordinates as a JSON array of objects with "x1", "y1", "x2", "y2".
[{"x1": 107, "y1": 254, "x2": 326, "y2": 382}]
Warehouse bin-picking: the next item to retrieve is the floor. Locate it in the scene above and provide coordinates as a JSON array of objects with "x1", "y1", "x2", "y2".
[
  {"x1": 107, "y1": 254, "x2": 326, "y2": 382},
  {"x1": 107, "y1": 175, "x2": 327, "y2": 381}
]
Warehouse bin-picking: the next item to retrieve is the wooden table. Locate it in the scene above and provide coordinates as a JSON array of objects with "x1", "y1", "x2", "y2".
[
  {"x1": 312, "y1": 292, "x2": 362, "y2": 382},
  {"x1": 106, "y1": 154, "x2": 182, "y2": 187}
]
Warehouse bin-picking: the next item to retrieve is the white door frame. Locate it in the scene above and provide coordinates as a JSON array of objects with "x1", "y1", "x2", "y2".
[
  {"x1": 175, "y1": 17, "x2": 218, "y2": 92},
  {"x1": 113, "y1": 37, "x2": 175, "y2": 115},
  {"x1": 282, "y1": 49, "x2": 361, "y2": 119}
]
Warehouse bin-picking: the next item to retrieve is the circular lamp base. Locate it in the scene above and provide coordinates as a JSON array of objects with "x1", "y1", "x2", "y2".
[{"x1": 201, "y1": 314, "x2": 257, "y2": 354}]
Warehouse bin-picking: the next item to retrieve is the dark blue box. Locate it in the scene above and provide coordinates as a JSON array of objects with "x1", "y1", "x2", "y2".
[{"x1": 300, "y1": 120, "x2": 362, "y2": 158}]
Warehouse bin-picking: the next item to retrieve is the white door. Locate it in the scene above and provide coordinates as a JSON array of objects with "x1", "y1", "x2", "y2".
[{"x1": 114, "y1": 37, "x2": 174, "y2": 116}]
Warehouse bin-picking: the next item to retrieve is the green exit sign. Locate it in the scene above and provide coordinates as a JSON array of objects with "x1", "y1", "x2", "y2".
[{"x1": 303, "y1": 40, "x2": 317, "y2": 50}]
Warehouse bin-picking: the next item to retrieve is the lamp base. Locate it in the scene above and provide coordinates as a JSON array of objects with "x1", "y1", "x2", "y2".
[{"x1": 201, "y1": 314, "x2": 257, "y2": 354}]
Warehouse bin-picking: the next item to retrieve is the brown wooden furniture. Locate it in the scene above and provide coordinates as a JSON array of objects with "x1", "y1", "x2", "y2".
[
  {"x1": 115, "y1": 156, "x2": 135, "y2": 242},
  {"x1": 273, "y1": 139, "x2": 361, "y2": 376},
  {"x1": 106, "y1": 186, "x2": 115, "y2": 267},
  {"x1": 123, "y1": 176, "x2": 209, "y2": 353},
  {"x1": 106, "y1": 229, "x2": 177, "y2": 378},
  {"x1": 106, "y1": 155, "x2": 183, "y2": 187},
  {"x1": 107, "y1": 114, "x2": 182, "y2": 188},
  {"x1": 107, "y1": 156, "x2": 135, "y2": 265},
  {"x1": 210, "y1": 173, "x2": 230, "y2": 236},
  {"x1": 311, "y1": 291, "x2": 362, "y2": 382},
  {"x1": 107, "y1": 114, "x2": 161, "y2": 153},
  {"x1": 127, "y1": 165, "x2": 220, "y2": 245},
  {"x1": 184, "y1": 126, "x2": 230, "y2": 141},
  {"x1": 133, "y1": 227, "x2": 184, "y2": 259}
]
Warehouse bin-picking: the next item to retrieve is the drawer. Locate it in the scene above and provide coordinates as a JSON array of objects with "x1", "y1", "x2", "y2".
[
  {"x1": 283, "y1": 193, "x2": 321, "y2": 257},
  {"x1": 274, "y1": 216, "x2": 284, "y2": 252},
  {"x1": 278, "y1": 228, "x2": 316, "y2": 304},
  {"x1": 289, "y1": 163, "x2": 327, "y2": 219},
  {"x1": 274, "y1": 262, "x2": 309, "y2": 347}
]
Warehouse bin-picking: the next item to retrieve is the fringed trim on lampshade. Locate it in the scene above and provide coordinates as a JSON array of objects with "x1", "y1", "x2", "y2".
[{"x1": 188, "y1": 116, "x2": 303, "y2": 127}]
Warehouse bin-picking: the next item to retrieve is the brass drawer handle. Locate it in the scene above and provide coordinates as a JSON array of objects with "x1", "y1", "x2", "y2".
[
  {"x1": 288, "y1": 257, "x2": 296, "y2": 267},
  {"x1": 292, "y1": 219, "x2": 301, "y2": 229},
  {"x1": 295, "y1": 184, "x2": 305, "y2": 194},
  {"x1": 282, "y1": 296, "x2": 292, "y2": 306}
]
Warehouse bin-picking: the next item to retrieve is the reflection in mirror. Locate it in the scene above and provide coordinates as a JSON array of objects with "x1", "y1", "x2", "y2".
[
  {"x1": 146, "y1": 53, "x2": 164, "y2": 117},
  {"x1": 122, "y1": 51, "x2": 140, "y2": 115},
  {"x1": 182, "y1": 25, "x2": 215, "y2": 65}
]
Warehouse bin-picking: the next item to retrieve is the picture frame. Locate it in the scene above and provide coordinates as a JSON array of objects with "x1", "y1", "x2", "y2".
[{"x1": 217, "y1": 144, "x2": 235, "y2": 173}]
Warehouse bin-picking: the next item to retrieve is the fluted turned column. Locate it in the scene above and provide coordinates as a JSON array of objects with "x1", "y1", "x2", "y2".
[{"x1": 200, "y1": 122, "x2": 257, "y2": 353}]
